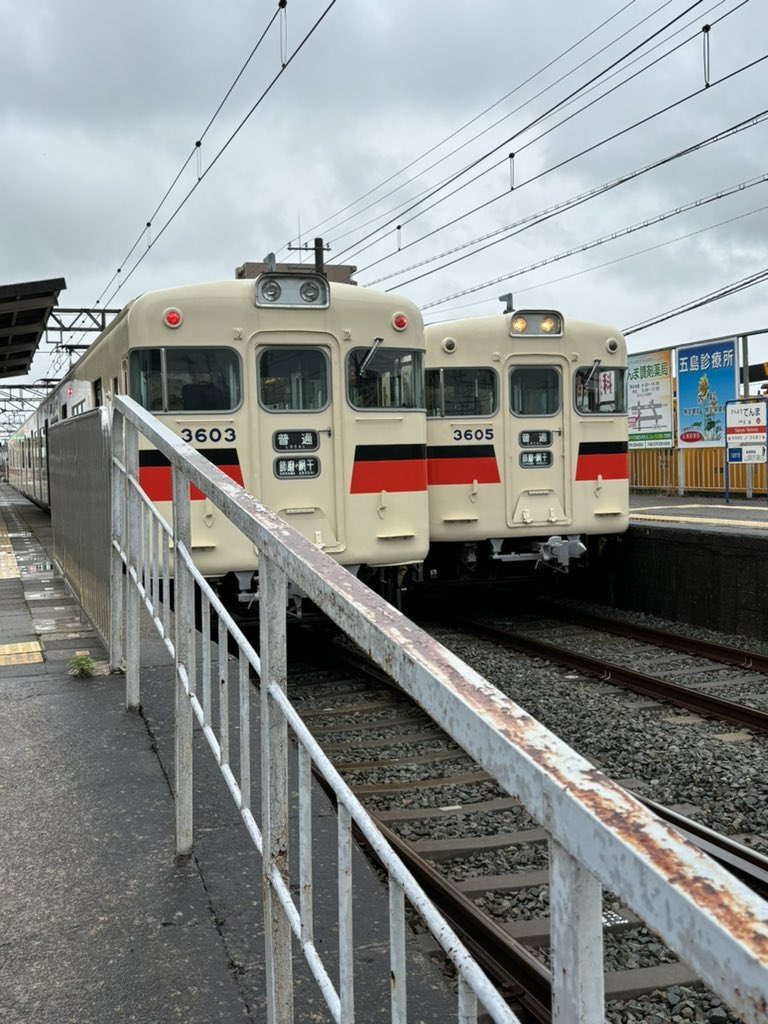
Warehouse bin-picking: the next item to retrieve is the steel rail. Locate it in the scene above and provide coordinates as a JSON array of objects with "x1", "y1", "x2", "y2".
[
  {"x1": 449, "y1": 618, "x2": 768, "y2": 735},
  {"x1": 373, "y1": 818, "x2": 553, "y2": 1024},
  {"x1": 295, "y1": 635, "x2": 768, "y2": 1020},
  {"x1": 535, "y1": 604, "x2": 768, "y2": 673}
]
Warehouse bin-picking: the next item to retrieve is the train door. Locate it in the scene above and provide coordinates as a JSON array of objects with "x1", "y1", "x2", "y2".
[
  {"x1": 505, "y1": 357, "x2": 571, "y2": 528},
  {"x1": 253, "y1": 335, "x2": 342, "y2": 554}
]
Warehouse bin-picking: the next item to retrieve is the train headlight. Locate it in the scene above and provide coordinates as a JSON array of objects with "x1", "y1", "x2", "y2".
[
  {"x1": 261, "y1": 280, "x2": 283, "y2": 303},
  {"x1": 255, "y1": 273, "x2": 329, "y2": 308},
  {"x1": 508, "y1": 310, "x2": 563, "y2": 337},
  {"x1": 299, "y1": 280, "x2": 320, "y2": 302}
]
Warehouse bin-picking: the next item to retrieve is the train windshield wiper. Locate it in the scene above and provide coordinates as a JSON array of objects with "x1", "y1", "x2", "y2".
[
  {"x1": 583, "y1": 358, "x2": 601, "y2": 386},
  {"x1": 358, "y1": 336, "x2": 383, "y2": 376}
]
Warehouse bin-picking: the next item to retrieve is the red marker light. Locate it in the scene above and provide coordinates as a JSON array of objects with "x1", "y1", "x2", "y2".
[
  {"x1": 164, "y1": 308, "x2": 183, "y2": 328},
  {"x1": 66, "y1": 388, "x2": 73, "y2": 396},
  {"x1": 392, "y1": 312, "x2": 408, "y2": 331}
]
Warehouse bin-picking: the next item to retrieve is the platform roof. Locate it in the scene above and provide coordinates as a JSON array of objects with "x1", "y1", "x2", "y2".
[{"x1": 0, "y1": 278, "x2": 66, "y2": 380}]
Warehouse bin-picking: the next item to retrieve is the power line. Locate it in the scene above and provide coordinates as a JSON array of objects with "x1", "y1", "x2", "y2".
[
  {"x1": 94, "y1": 2, "x2": 285, "y2": 309},
  {"x1": 361, "y1": 110, "x2": 768, "y2": 290},
  {"x1": 47, "y1": 2, "x2": 288, "y2": 382},
  {"x1": 359, "y1": 1, "x2": 750, "y2": 279},
  {"x1": 330, "y1": 0, "x2": 712, "y2": 264},
  {"x1": 623, "y1": 265, "x2": 768, "y2": 334},
  {"x1": 343, "y1": 0, "x2": 741, "y2": 267},
  {"x1": 101, "y1": 0, "x2": 339, "y2": 308},
  {"x1": 420, "y1": 174, "x2": 768, "y2": 309},
  {"x1": 277, "y1": 0, "x2": 650, "y2": 254}
]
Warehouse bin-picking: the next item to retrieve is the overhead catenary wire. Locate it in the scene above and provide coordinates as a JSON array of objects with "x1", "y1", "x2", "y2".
[
  {"x1": 419, "y1": 174, "x2": 768, "y2": 310},
  {"x1": 623, "y1": 265, "x2": 768, "y2": 334},
  {"x1": 93, "y1": 2, "x2": 284, "y2": 309},
  {"x1": 426, "y1": 200, "x2": 768, "y2": 323},
  {"x1": 361, "y1": 109, "x2": 768, "y2": 290},
  {"x1": 47, "y1": 1, "x2": 287, "y2": 381},
  {"x1": 330, "y1": 0, "x2": 713, "y2": 265},
  {"x1": 276, "y1": 0, "x2": 651, "y2": 254},
  {"x1": 358, "y1": 2, "x2": 753, "y2": 281},
  {"x1": 46, "y1": 0, "x2": 336, "y2": 381},
  {"x1": 100, "y1": 0, "x2": 339, "y2": 309},
  {"x1": 343, "y1": 0, "x2": 745, "y2": 268}
]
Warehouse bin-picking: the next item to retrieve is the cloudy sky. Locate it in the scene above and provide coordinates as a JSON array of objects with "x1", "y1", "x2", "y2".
[{"x1": 2, "y1": 0, "x2": 767, "y2": 392}]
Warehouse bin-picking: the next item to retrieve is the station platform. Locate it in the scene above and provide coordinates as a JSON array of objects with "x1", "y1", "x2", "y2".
[
  {"x1": 630, "y1": 491, "x2": 768, "y2": 536},
  {"x1": 0, "y1": 485, "x2": 455, "y2": 1024},
  {"x1": 571, "y1": 491, "x2": 768, "y2": 641}
]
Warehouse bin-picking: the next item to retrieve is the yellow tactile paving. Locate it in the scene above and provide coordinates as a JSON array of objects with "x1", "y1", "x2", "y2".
[
  {"x1": 0, "y1": 641, "x2": 44, "y2": 666},
  {"x1": 631, "y1": 513, "x2": 768, "y2": 530},
  {"x1": 0, "y1": 514, "x2": 20, "y2": 579}
]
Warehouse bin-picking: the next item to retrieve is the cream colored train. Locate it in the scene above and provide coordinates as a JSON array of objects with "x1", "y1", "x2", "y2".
[
  {"x1": 9, "y1": 269, "x2": 430, "y2": 604},
  {"x1": 422, "y1": 308, "x2": 629, "y2": 583},
  {"x1": 9, "y1": 269, "x2": 630, "y2": 602}
]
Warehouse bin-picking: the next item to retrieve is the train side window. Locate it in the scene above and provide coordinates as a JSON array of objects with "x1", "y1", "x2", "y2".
[
  {"x1": 574, "y1": 365, "x2": 627, "y2": 414},
  {"x1": 128, "y1": 347, "x2": 241, "y2": 412},
  {"x1": 93, "y1": 379, "x2": 103, "y2": 407},
  {"x1": 129, "y1": 349, "x2": 163, "y2": 409},
  {"x1": 347, "y1": 347, "x2": 423, "y2": 410},
  {"x1": 426, "y1": 368, "x2": 498, "y2": 417},
  {"x1": 168, "y1": 348, "x2": 240, "y2": 411},
  {"x1": 259, "y1": 348, "x2": 329, "y2": 411},
  {"x1": 510, "y1": 367, "x2": 560, "y2": 416},
  {"x1": 425, "y1": 369, "x2": 442, "y2": 417}
]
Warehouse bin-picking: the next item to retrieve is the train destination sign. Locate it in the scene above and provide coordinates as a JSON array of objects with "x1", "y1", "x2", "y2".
[
  {"x1": 273, "y1": 429, "x2": 319, "y2": 452},
  {"x1": 519, "y1": 430, "x2": 552, "y2": 447},
  {"x1": 274, "y1": 457, "x2": 320, "y2": 479},
  {"x1": 520, "y1": 451, "x2": 553, "y2": 468}
]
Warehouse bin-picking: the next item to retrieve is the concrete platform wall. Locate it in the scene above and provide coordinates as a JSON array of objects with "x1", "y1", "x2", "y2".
[{"x1": 571, "y1": 527, "x2": 768, "y2": 641}]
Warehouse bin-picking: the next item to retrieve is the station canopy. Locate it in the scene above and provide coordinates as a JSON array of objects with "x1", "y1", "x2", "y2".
[{"x1": 0, "y1": 278, "x2": 66, "y2": 380}]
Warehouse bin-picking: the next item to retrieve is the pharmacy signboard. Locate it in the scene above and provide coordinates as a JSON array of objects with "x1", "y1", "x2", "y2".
[{"x1": 627, "y1": 350, "x2": 673, "y2": 449}]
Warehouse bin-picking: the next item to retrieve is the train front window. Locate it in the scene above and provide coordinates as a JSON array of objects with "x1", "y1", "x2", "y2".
[
  {"x1": 575, "y1": 365, "x2": 627, "y2": 414},
  {"x1": 348, "y1": 348, "x2": 423, "y2": 410},
  {"x1": 128, "y1": 348, "x2": 241, "y2": 412},
  {"x1": 259, "y1": 348, "x2": 329, "y2": 411},
  {"x1": 426, "y1": 367, "x2": 497, "y2": 417},
  {"x1": 510, "y1": 367, "x2": 560, "y2": 416}
]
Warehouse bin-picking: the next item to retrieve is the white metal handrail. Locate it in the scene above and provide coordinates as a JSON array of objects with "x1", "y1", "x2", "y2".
[{"x1": 109, "y1": 395, "x2": 768, "y2": 1024}]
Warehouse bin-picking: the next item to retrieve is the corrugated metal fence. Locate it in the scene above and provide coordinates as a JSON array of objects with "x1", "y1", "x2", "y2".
[
  {"x1": 48, "y1": 408, "x2": 111, "y2": 643},
  {"x1": 631, "y1": 447, "x2": 767, "y2": 495}
]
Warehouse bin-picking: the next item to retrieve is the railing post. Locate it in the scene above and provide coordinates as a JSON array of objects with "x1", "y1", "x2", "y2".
[
  {"x1": 124, "y1": 419, "x2": 141, "y2": 710},
  {"x1": 260, "y1": 556, "x2": 294, "y2": 1024},
  {"x1": 109, "y1": 407, "x2": 125, "y2": 675},
  {"x1": 172, "y1": 463, "x2": 194, "y2": 857},
  {"x1": 549, "y1": 839, "x2": 605, "y2": 1023}
]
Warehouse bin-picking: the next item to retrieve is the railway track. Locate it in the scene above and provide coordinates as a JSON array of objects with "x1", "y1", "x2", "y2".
[
  {"x1": 286, "y1": 624, "x2": 768, "y2": 1024},
  {"x1": 437, "y1": 610, "x2": 768, "y2": 735}
]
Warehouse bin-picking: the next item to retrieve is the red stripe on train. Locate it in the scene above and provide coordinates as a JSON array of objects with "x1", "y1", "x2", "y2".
[
  {"x1": 574, "y1": 453, "x2": 628, "y2": 481},
  {"x1": 139, "y1": 465, "x2": 244, "y2": 502},
  {"x1": 427, "y1": 456, "x2": 500, "y2": 486},
  {"x1": 349, "y1": 459, "x2": 428, "y2": 494}
]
